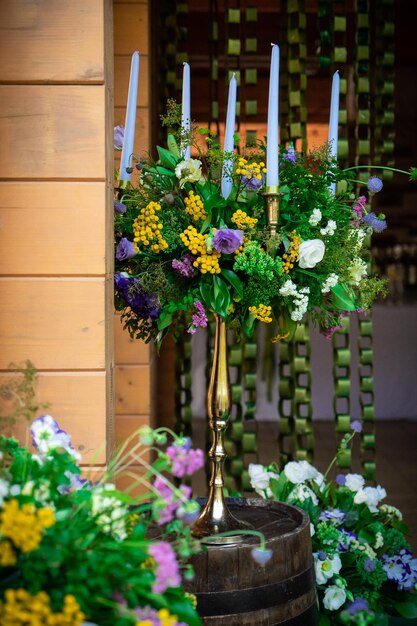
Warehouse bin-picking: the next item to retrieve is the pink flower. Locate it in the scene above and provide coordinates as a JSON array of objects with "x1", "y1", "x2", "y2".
[
  {"x1": 153, "y1": 478, "x2": 191, "y2": 525},
  {"x1": 167, "y1": 441, "x2": 204, "y2": 478},
  {"x1": 148, "y1": 541, "x2": 181, "y2": 593}
]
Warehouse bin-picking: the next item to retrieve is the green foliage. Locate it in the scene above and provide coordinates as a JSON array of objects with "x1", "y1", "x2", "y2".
[{"x1": 0, "y1": 360, "x2": 49, "y2": 432}]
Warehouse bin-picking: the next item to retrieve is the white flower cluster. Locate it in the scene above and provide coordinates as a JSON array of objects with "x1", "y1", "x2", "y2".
[
  {"x1": 309, "y1": 208, "x2": 322, "y2": 226},
  {"x1": 348, "y1": 258, "x2": 368, "y2": 286},
  {"x1": 91, "y1": 483, "x2": 128, "y2": 541},
  {"x1": 344, "y1": 473, "x2": 387, "y2": 512},
  {"x1": 320, "y1": 219, "x2": 337, "y2": 237},
  {"x1": 321, "y1": 273, "x2": 339, "y2": 294},
  {"x1": 279, "y1": 280, "x2": 310, "y2": 321},
  {"x1": 380, "y1": 504, "x2": 403, "y2": 522},
  {"x1": 349, "y1": 538, "x2": 377, "y2": 559},
  {"x1": 248, "y1": 463, "x2": 278, "y2": 497}
]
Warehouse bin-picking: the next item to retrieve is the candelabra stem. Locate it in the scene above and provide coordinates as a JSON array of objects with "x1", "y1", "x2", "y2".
[
  {"x1": 190, "y1": 315, "x2": 251, "y2": 540},
  {"x1": 264, "y1": 185, "x2": 280, "y2": 235}
]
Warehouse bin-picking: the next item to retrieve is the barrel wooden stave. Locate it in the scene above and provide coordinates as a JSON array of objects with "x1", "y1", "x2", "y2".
[{"x1": 185, "y1": 498, "x2": 318, "y2": 626}]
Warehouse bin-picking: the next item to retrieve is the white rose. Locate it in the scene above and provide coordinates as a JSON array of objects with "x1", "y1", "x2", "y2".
[
  {"x1": 354, "y1": 485, "x2": 387, "y2": 512},
  {"x1": 323, "y1": 585, "x2": 346, "y2": 611},
  {"x1": 248, "y1": 463, "x2": 278, "y2": 496},
  {"x1": 297, "y1": 239, "x2": 325, "y2": 269},
  {"x1": 175, "y1": 158, "x2": 203, "y2": 187},
  {"x1": 344, "y1": 473, "x2": 365, "y2": 493},
  {"x1": 314, "y1": 553, "x2": 342, "y2": 584},
  {"x1": 284, "y1": 460, "x2": 319, "y2": 484}
]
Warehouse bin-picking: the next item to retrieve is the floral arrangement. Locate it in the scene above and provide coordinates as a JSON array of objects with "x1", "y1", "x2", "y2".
[
  {"x1": 248, "y1": 423, "x2": 417, "y2": 626},
  {"x1": 113, "y1": 104, "x2": 417, "y2": 345},
  {"x1": 0, "y1": 415, "x2": 205, "y2": 626}
]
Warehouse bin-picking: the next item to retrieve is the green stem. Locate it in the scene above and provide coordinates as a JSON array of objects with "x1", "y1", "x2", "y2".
[{"x1": 341, "y1": 165, "x2": 411, "y2": 177}]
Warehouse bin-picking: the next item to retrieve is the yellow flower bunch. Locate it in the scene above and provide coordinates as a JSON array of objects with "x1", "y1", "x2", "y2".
[
  {"x1": 0, "y1": 540, "x2": 17, "y2": 567},
  {"x1": 133, "y1": 201, "x2": 169, "y2": 253},
  {"x1": 249, "y1": 303, "x2": 273, "y2": 323},
  {"x1": 231, "y1": 209, "x2": 258, "y2": 230},
  {"x1": 184, "y1": 190, "x2": 207, "y2": 221},
  {"x1": 235, "y1": 157, "x2": 266, "y2": 180},
  {"x1": 0, "y1": 499, "x2": 55, "y2": 553},
  {"x1": 282, "y1": 230, "x2": 301, "y2": 274},
  {"x1": 137, "y1": 608, "x2": 182, "y2": 626},
  {"x1": 0, "y1": 589, "x2": 84, "y2": 626},
  {"x1": 179, "y1": 226, "x2": 221, "y2": 274}
]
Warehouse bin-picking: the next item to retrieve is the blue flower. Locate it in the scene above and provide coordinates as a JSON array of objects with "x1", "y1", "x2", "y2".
[
  {"x1": 114, "y1": 125, "x2": 124, "y2": 150},
  {"x1": 347, "y1": 598, "x2": 370, "y2": 615},
  {"x1": 362, "y1": 212, "x2": 387, "y2": 233},
  {"x1": 251, "y1": 547, "x2": 273, "y2": 566},
  {"x1": 319, "y1": 508, "x2": 346, "y2": 524},
  {"x1": 114, "y1": 273, "x2": 161, "y2": 320},
  {"x1": 282, "y1": 145, "x2": 297, "y2": 164},
  {"x1": 114, "y1": 200, "x2": 127, "y2": 214},
  {"x1": 351, "y1": 419, "x2": 363, "y2": 433},
  {"x1": 116, "y1": 238, "x2": 137, "y2": 261},
  {"x1": 367, "y1": 176, "x2": 383, "y2": 194},
  {"x1": 242, "y1": 175, "x2": 263, "y2": 191}
]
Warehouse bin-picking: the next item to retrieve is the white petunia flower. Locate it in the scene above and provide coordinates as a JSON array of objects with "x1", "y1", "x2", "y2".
[
  {"x1": 284, "y1": 460, "x2": 319, "y2": 484},
  {"x1": 309, "y1": 208, "x2": 322, "y2": 226},
  {"x1": 354, "y1": 485, "x2": 387, "y2": 512},
  {"x1": 345, "y1": 473, "x2": 365, "y2": 493},
  {"x1": 248, "y1": 463, "x2": 278, "y2": 497},
  {"x1": 289, "y1": 483, "x2": 318, "y2": 505},
  {"x1": 323, "y1": 585, "x2": 347, "y2": 611},
  {"x1": 314, "y1": 553, "x2": 342, "y2": 585}
]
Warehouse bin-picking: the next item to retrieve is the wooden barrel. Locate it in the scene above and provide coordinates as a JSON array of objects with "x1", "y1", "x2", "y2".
[{"x1": 184, "y1": 498, "x2": 318, "y2": 626}]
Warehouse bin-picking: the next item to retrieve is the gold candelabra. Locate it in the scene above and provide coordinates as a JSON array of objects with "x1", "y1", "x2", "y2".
[
  {"x1": 190, "y1": 314, "x2": 251, "y2": 540},
  {"x1": 263, "y1": 184, "x2": 280, "y2": 235}
]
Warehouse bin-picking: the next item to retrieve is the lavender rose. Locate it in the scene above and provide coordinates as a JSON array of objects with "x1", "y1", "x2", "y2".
[
  {"x1": 116, "y1": 238, "x2": 137, "y2": 261},
  {"x1": 212, "y1": 228, "x2": 244, "y2": 254}
]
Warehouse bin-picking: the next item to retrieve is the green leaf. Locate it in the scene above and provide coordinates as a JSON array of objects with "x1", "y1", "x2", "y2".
[
  {"x1": 221, "y1": 269, "x2": 244, "y2": 300},
  {"x1": 156, "y1": 166, "x2": 176, "y2": 177},
  {"x1": 167, "y1": 133, "x2": 180, "y2": 157},
  {"x1": 393, "y1": 601, "x2": 417, "y2": 619},
  {"x1": 157, "y1": 311, "x2": 173, "y2": 331},
  {"x1": 319, "y1": 615, "x2": 331, "y2": 626},
  {"x1": 200, "y1": 281, "x2": 213, "y2": 310},
  {"x1": 242, "y1": 311, "x2": 256, "y2": 337},
  {"x1": 156, "y1": 146, "x2": 180, "y2": 171},
  {"x1": 213, "y1": 275, "x2": 231, "y2": 317},
  {"x1": 204, "y1": 193, "x2": 228, "y2": 213},
  {"x1": 330, "y1": 283, "x2": 357, "y2": 311}
]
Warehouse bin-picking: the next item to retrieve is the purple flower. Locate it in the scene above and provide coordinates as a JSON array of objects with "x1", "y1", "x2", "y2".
[
  {"x1": 362, "y1": 212, "x2": 387, "y2": 233},
  {"x1": 319, "y1": 508, "x2": 346, "y2": 524},
  {"x1": 114, "y1": 125, "x2": 124, "y2": 150},
  {"x1": 114, "y1": 272, "x2": 160, "y2": 320},
  {"x1": 133, "y1": 607, "x2": 187, "y2": 626},
  {"x1": 187, "y1": 300, "x2": 208, "y2": 335},
  {"x1": 172, "y1": 254, "x2": 196, "y2": 278},
  {"x1": 382, "y1": 549, "x2": 417, "y2": 591},
  {"x1": 148, "y1": 541, "x2": 181, "y2": 593},
  {"x1": 30, "y1": 415, "x2": 81, "y2": 461},
  {"x1": 338, "y1": 528, "x2": 358, "y2": 552},
  {"x1": 116, "y1": 238, "x2": 137, "y2": 261},
  {"x1": 347, "y1": 598, "x2": 370, "y2": 615},
  {"x1": 351, "y1": 419, "x2": 363, "y2": 433},
  {"x1": 282, "y1": 145, "x2": 297, "y2": 163},
  {"x1": 336, "y1": 474, "x2": 346, "y2": 486},
  {"x1": 367, "y1": 176, "x2": 383, "y2": 194},
  {"x1": 114, "y1": 200, "x2": 127, "y2": 214},
  {"x1": 167, "y1": 441, "x2": 204, "y2": 478},
  {"x1": 212, "y1": 228, "x2": 244, "y2": 254},
  {"x1": 242, "y1": 175, "x2": 263, "y2": 191},
  {"x1": 364, "y1": 558, "x2": 376, "y2": 572}
]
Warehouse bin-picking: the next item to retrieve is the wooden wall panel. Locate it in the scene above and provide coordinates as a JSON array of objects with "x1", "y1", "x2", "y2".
[
  {"x1": 0, "y1": 372, "x2": 107, "y2": 464},
  {"x1": 114, "y1": 315, "x2": 150, "y2": 364},
  {"x1": 0, "y1": 0, "x2": 105, "y2": 83},
  {"x1": 0, "y1": 183, "x2": 106, "y2": 276},
  {"x1": 113, "y1": 3, "x2": 148, "y2": 54},
  {"x1": 0, "y1": 279, "x2": 106, "y2": 370},
  {"x1": 0, "y1": 86, "x2": 106, "y2": 179},
  {"x1": 115, "y1": 365, "x2": 151, "y2": 415}
]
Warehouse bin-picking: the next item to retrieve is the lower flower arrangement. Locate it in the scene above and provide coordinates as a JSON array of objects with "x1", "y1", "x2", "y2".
[{"x1": 0, "y1": 416, "x2": 416, "y2": 626}]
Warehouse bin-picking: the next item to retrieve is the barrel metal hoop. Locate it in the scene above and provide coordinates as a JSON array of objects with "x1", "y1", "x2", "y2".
[{"x1": 195, "y1": 565, "x2": 315, "y2": 616}]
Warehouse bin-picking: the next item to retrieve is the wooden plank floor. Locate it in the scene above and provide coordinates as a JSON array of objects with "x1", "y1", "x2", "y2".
[{"x1": 191, "y1": 420, "x2": 417, "y2": 553}]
